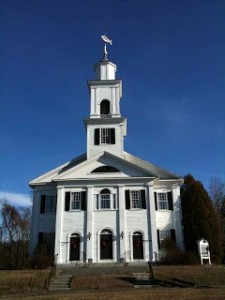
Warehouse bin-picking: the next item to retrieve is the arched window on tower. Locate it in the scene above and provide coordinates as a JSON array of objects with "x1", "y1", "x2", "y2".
[{"x1": 100, "y1": 99, "x2": 110, "y2": 117}]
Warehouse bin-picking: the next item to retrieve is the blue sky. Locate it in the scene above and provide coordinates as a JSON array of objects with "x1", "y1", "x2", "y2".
[{"x1": 1, "y1": 0, "x2": 224, "y2": 206}]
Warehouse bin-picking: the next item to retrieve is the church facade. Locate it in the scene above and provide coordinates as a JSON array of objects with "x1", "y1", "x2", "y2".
[{"x1": 29, "y1": 44, "x2": 184, "y2": 265}]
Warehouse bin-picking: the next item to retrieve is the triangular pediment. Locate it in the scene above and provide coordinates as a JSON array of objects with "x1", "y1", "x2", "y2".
[
  {"x1": 54, "y1": 151, "x2": 153, "y2": 181},
  {"x1": 29, "y1": 151, "x2": 181, "y2": 186}
]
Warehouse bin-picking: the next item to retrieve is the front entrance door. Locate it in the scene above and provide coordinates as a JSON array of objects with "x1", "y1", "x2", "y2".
[
  {"x1": 70, "y1": 233, "x2": 80, "y2": 261},
  {"x1": 133, "y1": 232, "x2": 143, "y2": 260},
  {"x1": 100, "y1": 229, "x2": 113, "y2": 260}
]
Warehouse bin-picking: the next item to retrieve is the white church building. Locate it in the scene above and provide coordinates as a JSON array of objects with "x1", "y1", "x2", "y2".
[{"x1": 29, "y1": 41, "x2": 184, "y2": 265}]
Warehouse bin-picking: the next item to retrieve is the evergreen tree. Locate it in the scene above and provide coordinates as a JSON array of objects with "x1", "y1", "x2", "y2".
[
  {"x1": 181, "y1": 174, "x2": 223, "y2": 263},
  {"x1": 209, "y1": 177, "x2": 225, "y2": 263}
]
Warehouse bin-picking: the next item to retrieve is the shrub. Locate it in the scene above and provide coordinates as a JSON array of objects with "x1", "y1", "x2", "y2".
[
  {"x1": 30, "y1": 243, "x2": 54, "y2": 269},
  {"x1": 160, "y1": 238, "x2": 199, "y2": 265}
]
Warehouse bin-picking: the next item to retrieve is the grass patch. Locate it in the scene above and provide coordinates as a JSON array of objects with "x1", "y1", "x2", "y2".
[
  {"x1": 14, "y1": 288, "x2": 225, "y2": 300},
  {"x1": 0, "y1": 269, "x2": 50, "y2": 295},
  {"x1": 153, "y1": 265, "x2": 225, "y2": 287},
  {"x1": 71, "y1": 274, "x2": 133, "y2": 290}
]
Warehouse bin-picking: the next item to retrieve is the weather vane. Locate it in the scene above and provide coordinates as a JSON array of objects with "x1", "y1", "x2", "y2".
[{"x1": 101, "y1": 34, "x2": 112, "y2": 61}]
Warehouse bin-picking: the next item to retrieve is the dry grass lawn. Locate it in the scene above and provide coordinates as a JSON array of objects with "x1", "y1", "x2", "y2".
[
  {"x1": 0, "y1": 265, "x2": 225, "y2": 300},
  {"x1": 13, "y1": 288, "x2": 225, "y2": 300},
  {"x1": 0, "y1": 269, "x2": 50, "y2": 295}
]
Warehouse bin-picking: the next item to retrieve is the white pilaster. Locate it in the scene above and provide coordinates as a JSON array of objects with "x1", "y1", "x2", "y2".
[
  {"x1": 118, "y1": 185, "x2": 126, "y2": 261},
  {"x1": 147, "y1": 183, "x2": 158, "y2": 262},
  {"x1": 86, "y1": 186, "x2": 94, "y2": 262},
  {"x1": 172, "y1": 184, "x2": 185, "y2": 251},
  {"x1": 54, "y1": 187, "x2": 64, "y2": 264},
  {"x1": 90, "y1": 88, "x2": 95, "y2": 115}
]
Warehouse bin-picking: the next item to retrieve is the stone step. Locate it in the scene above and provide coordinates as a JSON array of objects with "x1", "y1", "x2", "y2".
[
  {"x1": 50, "y1": 282, "x2": 70, "y2": 286},
  {"x1": 52, "y1": 278, "x2": 71, "y2": 283},
  {"x1": 132, "y1": 272, "x2": 153, "y2": 286},
  {"x1": 49, "y1": 286, "x2": 71, "y2": 291},
  {"x1": 49, "y1": 274, "x2": 72, "y2": 291}
]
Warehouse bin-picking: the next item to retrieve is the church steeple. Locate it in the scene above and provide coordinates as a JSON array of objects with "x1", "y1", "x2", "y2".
[{"x1": 84, "y1": 36, "x2": 127, "y2": 159}]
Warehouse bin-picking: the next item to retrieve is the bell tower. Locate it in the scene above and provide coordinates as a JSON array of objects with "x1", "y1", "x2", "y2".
[{"x1": 85, "y1": 37, "x2": 127, "y2": 159}]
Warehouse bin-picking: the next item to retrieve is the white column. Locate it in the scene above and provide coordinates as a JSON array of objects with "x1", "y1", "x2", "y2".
[
  {"x1": 54, "y1": 187, "x2": 64, "y2": 264},
  {"x1": 86, "y1": 186, "x2": 94, "y2": 262},
  {"x1": 116, "y1": 86, "x2": 120, "y2": 115},
  {"x1": 111, "y1": 87, "x2": 116, "y2": 115},
  {"x1": 172, "y1": 184, "x2": 185, "y2": 251},
  {"x1": 118, "y1": 185, "x2": 126, "y2": 261},
  {"x1": 95, "y1": 88, "x2": 98, "y2": 115},
  {"x1": 90, "y1": 88, "x2": 95, "y2": 116},
  {"x1": 147, "y1": 183, "x2": 158, "y2": 262}
]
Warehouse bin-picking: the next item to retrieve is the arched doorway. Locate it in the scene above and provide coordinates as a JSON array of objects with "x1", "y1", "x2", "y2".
[
  {"x1": 70, "y1": 233, "x2": 80, "y2": 261},
  {"x1": 100, "y1": 99, "x2": 110, "y2": 115},
  {"x1": 100, "y1": 229, "x2": 113, "y2": 260},
  {"x1": 132, "y1": 231, "x2": 143, "y2": 260}
]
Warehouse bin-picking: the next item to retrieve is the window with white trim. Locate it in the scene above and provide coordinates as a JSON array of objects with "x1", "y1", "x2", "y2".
[
  {"x1": 100, "y1": 128, "x2": 111, "y2": 144},
  {"x1": 154, "y1": 191, "x2": 173, "y2": 211},
  {"x1": 125, "y1": 190, "x2": 146, "y2": 210},
  {"x1": 158, "y1": 193, "x2": 168, "y2": 210},
  {"x1": 96, "y1": 189, "x2": 116, "y2": 210},
  {"x1": 65, "y1": 191, "x2": 86, "y2": 212},
  {"x1": 71, "y1": 192, "x2": 81, "y2": 210},
  {"x1": 94, "y1": 128, "x2": 115, "y2": 145},
  {"x1": 131, "y1": 191, "x2": 141, "y2": 209},
  {"x1": 101, "y1": 193, "x2": 111, "y2": 209}
]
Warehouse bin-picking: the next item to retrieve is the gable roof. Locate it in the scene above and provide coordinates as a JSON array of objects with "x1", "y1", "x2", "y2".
[
  {"x1": 29, "y1": 151, "x2": 181, "y2": 186},
  {"x1": 123, "y1": 151, "x2": 181, "y2": 180}
]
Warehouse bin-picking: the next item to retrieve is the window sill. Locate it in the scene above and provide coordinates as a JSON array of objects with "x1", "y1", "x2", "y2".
[{"x1": 95, "y1": 209, "x2": 117, "y2": 211}]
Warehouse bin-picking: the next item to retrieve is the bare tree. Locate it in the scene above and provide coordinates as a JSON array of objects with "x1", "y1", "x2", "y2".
[
  {"x1": 209, "y1": 177, "x2": 225, "y2": 212},
  {"x1": 1, "y1": 202, "x2": 31, "y2": 268}
]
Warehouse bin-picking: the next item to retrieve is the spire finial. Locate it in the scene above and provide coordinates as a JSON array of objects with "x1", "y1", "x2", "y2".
[{"x1": 101, "y1": 35, "x2": 112, "y2": 61}]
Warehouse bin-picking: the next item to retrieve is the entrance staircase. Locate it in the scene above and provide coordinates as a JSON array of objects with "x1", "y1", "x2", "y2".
[{"x1": 49, "y1": 273, "x2": 72, "y2": 291}]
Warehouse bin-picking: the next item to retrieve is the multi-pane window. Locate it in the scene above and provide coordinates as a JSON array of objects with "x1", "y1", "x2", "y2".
[
  {"x1": 159, "y1": 230, "x2": 171, "y2": 241},
  {"x1": 45, "y1": 196, "x2": 56, "y2": 213},
  {"x1": 40, "y1": 195, "x2": 56, "y2": 214},
  {"x1": 157, "y1": 229, "x2": 176, "y2": 249},
  {"x1": 155, "y1": 192, "x2": 173, "y2": 211},
  {"x1": 65, "y1": 191, "x2": 86, "y2": 212},
  {"x1": 94, "y1": 128, "x2": 115, "y2": 145},
  {"x1": 131, "y1": 191, "x2": 140, "y2": 209},
  {"x1": 100, "y1": 194, "x2": 111, "y2": 209},
  {"x1": 125, "y1": 190, "x2": 146, "y2": 210},
  {"x1": 100, "y1": 128, "x2": 111, "y2": 144},
  {"x1": 158, "y1": 193, "x2": 168, "y2": 210},
  {"x1": 71, "y1": 192, "x2": 81, "y2": 210},
  {"x1": 96, "y1": 189, "x2": 116, "y2": 210}
]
